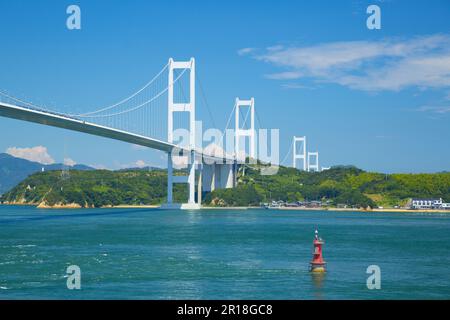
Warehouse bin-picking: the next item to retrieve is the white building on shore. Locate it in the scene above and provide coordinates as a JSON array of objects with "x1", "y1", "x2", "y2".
[{"x1": 410, "y1": 198, "x2": 443, "y2": 209}]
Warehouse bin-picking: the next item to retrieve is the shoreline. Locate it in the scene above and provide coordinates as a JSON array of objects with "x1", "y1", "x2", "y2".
[
  {"x1": 0, "y1": 203, "x2": 161, "y2": 209},
  {"x1": 276, "y1": 206, "x2": 450, "y2": 213},
  {"x1": 1, "y1": 203, "x2": 449, "y2": 213},
  {"x1": 103, "y1": 204, "x2": 160, "y2": 209}
]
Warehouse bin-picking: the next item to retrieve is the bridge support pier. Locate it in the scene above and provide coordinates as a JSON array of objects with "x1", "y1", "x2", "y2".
[
  {"x1": 162, "y1": 150, "x2": 201, "y2": 210},
  {"x1": 187, "y1": 149, "x2": 198, "y2": 207},
  {"x1": 201, "y1": 160, "x2": 237, "y2": 194},
  {"x1": 167, "y1": 151, "x2": 173, "y2": 204},
  {"x1": 197, "y1": 163, "x2": 202, "y2": 205}
]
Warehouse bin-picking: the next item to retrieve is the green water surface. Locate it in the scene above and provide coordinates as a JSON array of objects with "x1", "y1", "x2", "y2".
[{"x1": 0, "y1": 206, "x2": 449, "y2": 299}]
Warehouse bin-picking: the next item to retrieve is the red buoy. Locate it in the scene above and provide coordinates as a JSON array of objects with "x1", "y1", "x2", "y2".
[{"x1": 310, "y1": 229, "x2": 326, "y2": 273}]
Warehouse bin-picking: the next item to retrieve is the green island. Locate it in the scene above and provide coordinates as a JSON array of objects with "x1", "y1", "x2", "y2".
[{"x1": 1, "y1": 164, "x2": 449, "y2": 210}]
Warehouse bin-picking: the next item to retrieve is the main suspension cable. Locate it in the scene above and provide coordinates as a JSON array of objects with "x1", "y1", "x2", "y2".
[
  {"x1": 73, "y1": 62, "x2": 169, "y2": 117},
  {"x1": 77, "y1": 68, "x2": 187, "y2": 118}
]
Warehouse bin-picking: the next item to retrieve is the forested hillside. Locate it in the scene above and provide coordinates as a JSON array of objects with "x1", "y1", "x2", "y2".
[
  {"x1": 1, "y1": 164, "x2": 449, "y2": 208},
  {"x1": 1, "y1": 169, "x2": 187, "y2": 207},
  {"x1": 204, "y1": 165, "x2": 450, "y2": 207}
]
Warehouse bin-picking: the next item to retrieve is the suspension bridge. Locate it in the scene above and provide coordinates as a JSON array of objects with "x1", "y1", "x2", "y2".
[{"x1": 0, "y1": 58, "x2": 266, "y2": 209}]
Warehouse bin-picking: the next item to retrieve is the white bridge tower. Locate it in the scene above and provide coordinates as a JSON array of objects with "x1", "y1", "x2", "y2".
[
  {"x1": 293, "y1": 136, "x2": 307, "y2": 171},
  {"x1": 235, "y1": 97, "x2": 256, "y2": 161},
  {"x1": 165, "y1": 58, "x2": 200, "y2": 209},
  {"x1": 308, "y1": 152, "x2": 319, "y2": 172}
]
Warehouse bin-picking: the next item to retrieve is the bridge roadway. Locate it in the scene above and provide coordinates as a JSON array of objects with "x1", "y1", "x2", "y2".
[{"x1": 0, "y1": 102, "x2": 233, "y2": 164}]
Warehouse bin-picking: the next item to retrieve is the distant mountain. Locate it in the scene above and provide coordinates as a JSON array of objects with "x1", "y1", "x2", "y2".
[{"x1": 0, "y1": 153, "x2": 94, "y2": 195}]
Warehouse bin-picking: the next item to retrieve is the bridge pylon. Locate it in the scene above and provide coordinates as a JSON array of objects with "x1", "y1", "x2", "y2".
[
  {"x1": 235, "y1": 97, "x2": 256, "y2": 161},
  {"x1": 163, "y1": 57, "x2": 200, "y2": 210},
  {"x1": 307, "y1": 151, "x2": 319, "y2": 172},
  {"x1": 293, "y1": 136, "x2": 307, "y2": 171}
]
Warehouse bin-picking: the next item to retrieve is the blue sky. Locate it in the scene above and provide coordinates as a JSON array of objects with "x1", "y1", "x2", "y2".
[{"x1": 0, "y1": 0, "x2": 449, "y2": 173}]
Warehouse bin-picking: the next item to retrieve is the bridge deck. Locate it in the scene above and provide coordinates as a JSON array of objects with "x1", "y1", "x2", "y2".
[{"x1": 0, "y1": 102, "x2": 234, "y2": 163}]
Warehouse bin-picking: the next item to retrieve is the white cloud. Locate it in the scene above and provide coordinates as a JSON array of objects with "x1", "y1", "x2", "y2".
[
  {"x1": 6, "y1": 146, "x2": 55, "y2": 165},
  {"x1": 135, "y1": 160, "x2": 147, "y2": 168},
  {"x1": 115, "y1": 160, "x2": 150, "y2": 169},
  {"x1": 281, "y1": 83, "x2": 316, "y2": 90},
  {"x1": 265, "y1": 71, "x2": 304, "y2": 80},
  {"x1": 90, "y1": 164, "x2": 109, "y2": 170},
  {"x1": 237, "y1": 47, "x2": 255, "y2": 56},
  {"x1": 417, "y1": 105, "x2": 450, "y2": 114},
  {"x1": 246, "y1": 34, "x2": 450, "y2": 92},
  {"x1": 63, "y1": 158, "x2": 77, "y2": 166},
  {"x1": 203, "y1": 142, "x2": 234, "y2": 159}
]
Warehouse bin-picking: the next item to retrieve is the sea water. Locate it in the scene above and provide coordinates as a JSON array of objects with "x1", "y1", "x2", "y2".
[{"x1": 0, "y1": 205, "x2": 449, "y2": 299}]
